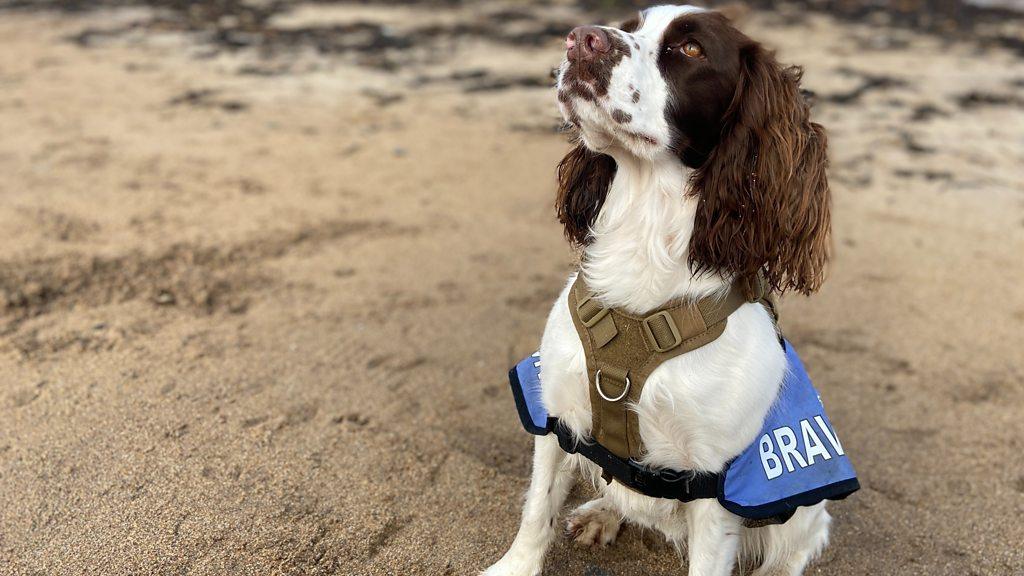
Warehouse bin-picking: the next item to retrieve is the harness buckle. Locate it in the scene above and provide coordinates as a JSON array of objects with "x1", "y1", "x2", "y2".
[
  {"x1": 576, "y1": 294, "x2": 610, "y2": 328},
  {"x1": 642, "y1": 311, "x2": 683, "y2": 352},
  {"x1": 626, "y1": 461, "x2": 699, "y2": 498},
  {"x1": 653, "y1": 466, "x2": 697, "y2": 496},
  {"x1": 655, "y1": 467, "x2": 694, "y2": 484}
]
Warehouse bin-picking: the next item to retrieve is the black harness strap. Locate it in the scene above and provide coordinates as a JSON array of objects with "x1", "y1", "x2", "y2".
[{"x1": 548, "y1": 417, "x2": 719, "y2": 503}]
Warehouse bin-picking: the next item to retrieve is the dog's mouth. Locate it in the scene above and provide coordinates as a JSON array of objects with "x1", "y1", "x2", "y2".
[
  {"x1": 614, "y1": 125, "x2": 658, "y2": 148},
  {"x1": 560, "y1": 64, "x2": 606, "y2": 94},
  {"x1": 558, "y1": 79, "x2": 600, "y2": 104},
  {"x1": 558, "y1": 67, "x2": 659, "y2": 150},
  {"x1": 560, "y1": 99, "x2": 659, "y2": 149}
]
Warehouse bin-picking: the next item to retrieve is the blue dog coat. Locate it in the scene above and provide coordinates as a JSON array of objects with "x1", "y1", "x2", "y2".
[{"x1": 509, "y1": 341, "x2": 859, "y2": 521}]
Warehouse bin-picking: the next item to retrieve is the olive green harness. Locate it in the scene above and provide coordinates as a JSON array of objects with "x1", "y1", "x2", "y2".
[{"x1": 567, "y1": 274, "x2": 777, "y2": 461}]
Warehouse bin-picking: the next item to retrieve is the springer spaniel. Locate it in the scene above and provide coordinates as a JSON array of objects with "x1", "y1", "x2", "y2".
[{"x1": 483, "y1": 5, "x2": 832, "y2": 576}]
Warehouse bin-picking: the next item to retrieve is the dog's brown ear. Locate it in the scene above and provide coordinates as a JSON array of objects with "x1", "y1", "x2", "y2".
[
  {"x1": 556, "y1": 143, "x2": 617, "y2": 246},
  {"x1": 689, "y1": 43, "x2": 831, "y2": 295}
]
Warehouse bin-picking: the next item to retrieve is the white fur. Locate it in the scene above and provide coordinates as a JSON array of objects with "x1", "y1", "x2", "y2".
[{"x1": 484, "y1": 6, "x2": 831, "y2": 576}]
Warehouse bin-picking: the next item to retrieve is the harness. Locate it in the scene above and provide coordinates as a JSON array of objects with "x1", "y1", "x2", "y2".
[
  {"x1": 508, "y1": 274, "x2": 859, "y2": 524},
  {"x1": 568, "y1": 275, "x2": 775, "y2": 462}
]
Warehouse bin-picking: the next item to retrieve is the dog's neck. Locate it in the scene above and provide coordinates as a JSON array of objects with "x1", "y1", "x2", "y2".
[{"x1": 581, "y1": 153, "x2": 729, "y2": 314}]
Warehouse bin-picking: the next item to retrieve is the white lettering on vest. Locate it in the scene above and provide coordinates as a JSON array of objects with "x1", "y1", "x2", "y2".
[
  {"x1": 759, "y1": 434, "x2": 783, "y2": 480},
  {"x1": 801, "y1": 419, "x2": 831, "y2": 466},
  {"x1": 773, "y1": 426, "x2": 808, "y2": 472},
  {"x1": 814, "y1": 415, "x2": 845, "y2": 456},
  {"x1": 759, "y1": 415, "x2": 844, "y2": 479}
]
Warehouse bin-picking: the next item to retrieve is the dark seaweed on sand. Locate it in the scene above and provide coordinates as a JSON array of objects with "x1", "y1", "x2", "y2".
[{"x1": 3, "y1": 0, "x2": 1022, "y2": 59}]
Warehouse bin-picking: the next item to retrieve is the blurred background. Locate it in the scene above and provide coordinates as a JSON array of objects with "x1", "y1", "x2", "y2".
[{"x1": 0, "y1": 1, "x2": 1021, "y2": 574}]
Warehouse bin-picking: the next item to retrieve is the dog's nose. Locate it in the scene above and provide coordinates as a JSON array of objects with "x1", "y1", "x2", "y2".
[{"x1": 567, "y1": 26, "x2": 610, "y2": 61}]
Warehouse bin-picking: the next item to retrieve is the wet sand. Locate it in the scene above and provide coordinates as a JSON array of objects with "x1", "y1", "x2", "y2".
[{"x1": 0, "y1": 1, "x2": 1022, "y2": 575}]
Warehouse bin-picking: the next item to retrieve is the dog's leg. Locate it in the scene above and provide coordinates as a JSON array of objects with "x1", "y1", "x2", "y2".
[
  {"x1": 749, "y1": 503, "x2": 831, "y2": 576},
  {"x1": 684, "y1": 500, "x2": 742, "y2": 576},
  {"x1": 565, "y1": 495, "x2": 621, "y2": 547},
  {"x1": 481, "y1": 434, "x2": 574, "y2": 576}
]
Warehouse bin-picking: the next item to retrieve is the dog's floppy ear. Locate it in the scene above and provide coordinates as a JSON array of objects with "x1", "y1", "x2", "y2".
[
  {"x1": 556, "y1": 143, "x2": 617, "y2": 246},
  {"x1": 689, "y1": 43, "x2": 831, "y2": 295}
]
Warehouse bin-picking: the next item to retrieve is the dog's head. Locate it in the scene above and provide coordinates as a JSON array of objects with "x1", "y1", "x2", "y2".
[{"x1": 556, "y1": 5, "x2": 831, "y2": 295}]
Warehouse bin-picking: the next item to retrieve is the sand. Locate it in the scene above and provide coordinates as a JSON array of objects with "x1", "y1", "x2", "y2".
[{"x1": 0, "y1": 1, "x2": 1021, "y2": 575}]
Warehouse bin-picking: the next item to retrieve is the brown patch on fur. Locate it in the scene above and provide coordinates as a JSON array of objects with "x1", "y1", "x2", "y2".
[
  {"x1": 659, "y1": 12, "x2": 749, "y2": 167},
  {"x1": 610, "y1": 33, "x2": 631, "y2": 58},
  {"x1": 632, "y1": 90, "x2": 641, "y2": 103},
  {"x1": 689, "y1": 44, "x2": 831, "y2": 295},
  {"x1": 611, "y1": 109, "x2": 632, "y2": 124},
  {"x1": 556, "y1": 144, "x2": 616, "y2": 246}
]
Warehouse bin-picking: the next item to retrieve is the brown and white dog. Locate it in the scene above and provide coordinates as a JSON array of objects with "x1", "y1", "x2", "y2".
[{"x1": 483, "y1": 5, "x2": 833, "y2": 576}]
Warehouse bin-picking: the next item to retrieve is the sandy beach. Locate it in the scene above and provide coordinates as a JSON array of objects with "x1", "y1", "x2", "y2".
[{"x1": 0, "y1": 1, "x2": 1022, "y2": 574}]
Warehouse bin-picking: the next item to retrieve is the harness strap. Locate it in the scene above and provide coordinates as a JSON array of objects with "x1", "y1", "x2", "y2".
[{"x1": 549, "y1": 417, "x2": 719, "y2": 502}]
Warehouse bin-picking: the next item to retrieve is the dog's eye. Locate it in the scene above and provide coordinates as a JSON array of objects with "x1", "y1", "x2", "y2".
[{"x1": 681, "y1": 41, "x2": 704, "y2": 58}]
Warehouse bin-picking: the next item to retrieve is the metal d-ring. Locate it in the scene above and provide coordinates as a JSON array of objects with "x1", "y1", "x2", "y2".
[{"x1": 595, "y1": 369, "x2": 630, "y2": 402}]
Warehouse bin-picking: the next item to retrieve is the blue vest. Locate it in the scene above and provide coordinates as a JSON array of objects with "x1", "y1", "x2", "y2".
[{"x1": 509, "y1": 340, "x2": 859, "y2": 521}]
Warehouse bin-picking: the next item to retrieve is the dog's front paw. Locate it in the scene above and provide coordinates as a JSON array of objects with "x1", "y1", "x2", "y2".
[
  {"x1": 480, "y1": 547, "x2": 543, "y2": 576},
  {"x1": 481, "y1": 557, "x2": 544, "y2": 573},
  {"x1": 566, "y1": 499, "x2": 621, "y2": 548}
]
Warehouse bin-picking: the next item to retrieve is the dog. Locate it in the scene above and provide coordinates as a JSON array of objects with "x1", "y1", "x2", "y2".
[{"x1": 483, "y1": 5, "x2": 833, "y2": 576}]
